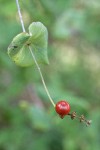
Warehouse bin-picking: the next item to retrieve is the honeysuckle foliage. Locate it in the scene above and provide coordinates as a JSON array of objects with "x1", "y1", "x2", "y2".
[{"x1": 8, "y1": 22, "x2": 49, "y2": 67}]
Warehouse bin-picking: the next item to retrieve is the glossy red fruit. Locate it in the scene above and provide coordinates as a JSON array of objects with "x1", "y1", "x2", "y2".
[{"x1": 55, "y1": 100, "x2": 70, "y2": 119}]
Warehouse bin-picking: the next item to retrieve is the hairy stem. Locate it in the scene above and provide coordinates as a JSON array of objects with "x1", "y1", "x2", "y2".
[
  {"x1": 29, "y1": 46, "x2": 55, "y2": 107},
  {"x1": 16, "y1": 0, "x2": 26, "y2": 32}
]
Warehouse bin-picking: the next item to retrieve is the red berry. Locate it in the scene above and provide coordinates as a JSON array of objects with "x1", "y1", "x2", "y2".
[{"x1": 55, "y1": 100, "x2": 70, "y2": 119}]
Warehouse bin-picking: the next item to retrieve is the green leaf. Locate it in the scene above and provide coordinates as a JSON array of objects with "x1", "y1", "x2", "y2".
[
  {"x1": 7, "y1": 22, "x2": 49, "y2": 67},
  {"x1": 28, "y1": 22, "x2": 49, "y2": 65},
  {"x1": 8, "y1": 32, "x2": 30, "y2": 57}
]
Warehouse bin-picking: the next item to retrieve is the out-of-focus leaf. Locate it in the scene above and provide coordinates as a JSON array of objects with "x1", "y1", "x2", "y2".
[
  {"x1": 53, "y1": 9, "x2": 85, "y2": 39},
  {"x1": 28, "y1": 106, "x2": 51, "y2": 131}
]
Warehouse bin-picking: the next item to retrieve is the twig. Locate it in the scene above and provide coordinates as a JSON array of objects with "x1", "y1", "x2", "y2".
[{"x1": 68, "y1": 112, "x2": 92, "y2": 126}]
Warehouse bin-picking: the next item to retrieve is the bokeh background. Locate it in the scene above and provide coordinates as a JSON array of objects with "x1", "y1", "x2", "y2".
[{"x1": 0, "y1": 0, "x2": 100, "y2": 150}]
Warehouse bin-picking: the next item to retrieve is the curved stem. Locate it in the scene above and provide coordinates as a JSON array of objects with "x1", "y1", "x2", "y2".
[
  {"x1": 15, "y1": 0, "x2": 55, "y2": 107},
  {"x1": 16, "y1": 0, "x2": 26, "y2": 32},
  {"x1": 29, "y1": 46, "x2": 55, "y2": 107}
]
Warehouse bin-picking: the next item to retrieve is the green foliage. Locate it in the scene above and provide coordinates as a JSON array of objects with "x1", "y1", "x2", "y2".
[
  {"x1": 8, "y1": 22, "x2": 48, "y2": 67},
  {"x1": 0, "y1": 0, "x2": 100, "y2": 150}
]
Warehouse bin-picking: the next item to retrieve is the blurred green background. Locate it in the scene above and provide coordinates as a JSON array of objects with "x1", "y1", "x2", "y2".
[{"x1": 0, "y1": 0, "x2": 100, "y2": 150}]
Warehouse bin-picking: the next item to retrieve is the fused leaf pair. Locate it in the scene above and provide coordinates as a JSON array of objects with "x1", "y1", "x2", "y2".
[{"x1": 8, "y1": 22, "x2": 49, "y2": 67}]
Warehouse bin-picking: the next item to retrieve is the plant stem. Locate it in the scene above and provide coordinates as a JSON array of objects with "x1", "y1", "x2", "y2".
[
  {"x1": 29, "y1": 46, "x2": 55, "y2": 107},
  {"x1": 15, "y1": 0, "x2": 55, "y2": 107},
  {"x1": 16, "y1": 0, "x2": 26, "y2": 32},
  {"x1": 68, "y1": 112, "x2": 92, "y2": 126}
]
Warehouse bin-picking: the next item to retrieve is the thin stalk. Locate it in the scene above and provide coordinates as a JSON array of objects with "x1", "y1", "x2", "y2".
[
  {"x1": 15, "y1": 0, "x2": 55, "y2": 107},
  {"x1": 16, "y1": 0, "x2": 26, "y2": 32},
  {"x1": 29, "y1": 46, "x2": 55, "y2": 107}
]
